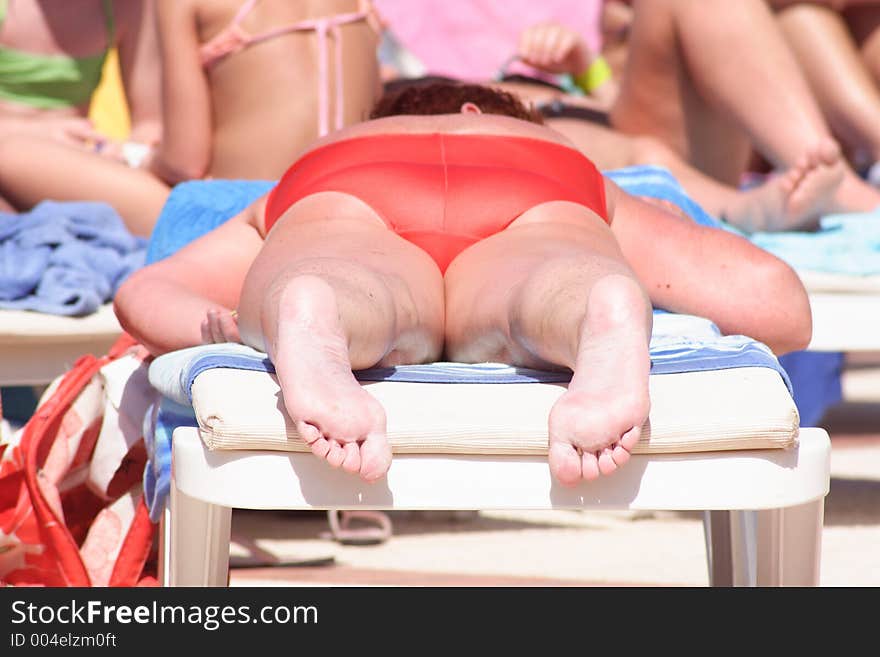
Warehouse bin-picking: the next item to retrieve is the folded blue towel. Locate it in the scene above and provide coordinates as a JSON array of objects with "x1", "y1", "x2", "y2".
[
  {"x1": 605, "y1": 165, "x2": 725, "y2": 230},
  {"x1": 150, "y1": 313, "x2": 792, "y2": 404},
  {"x1": 0, "y1": 201, "x2": 147, "y2": 316},
  {"x1": 146, "y1": 179, "x2": 274, "y2": 265}
]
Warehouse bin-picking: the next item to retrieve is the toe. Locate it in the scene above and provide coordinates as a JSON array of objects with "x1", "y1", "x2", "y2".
[
  {"x1": 310, "y1": 437, "x2": 331, "y2": 459},
  {"x1": 341, "y1": 442, "x2": 361, "y2": 474},
  {"x1": 359, "y1": 433, "x2": 392, "y2": 482},
  {"x1": 326, "y1": 441, "x2": 346, "y2": 468},
  {"x1": 611, "y1": 443, "x2": 631, "y2": 466},
  {"x1": 580, "y1": 451, "x2": 601, "y2": 480},
  {"x1": 597, "y1": 448, "x2": 618, "y2": 475},
  {"x1": 548, "y1": 442, "x2": 582, "y2": 487},
  {"x1": 296, "y1": 421, "x2": 322, "y2": 445},
  {"x1": 619, "y1": 426, "x2": 642, "y2": 452}
]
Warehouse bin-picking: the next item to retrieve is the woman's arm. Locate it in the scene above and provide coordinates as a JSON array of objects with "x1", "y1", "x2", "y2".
[
  {"x1": 145, "y1": 0, "x2": 213, "y2": 184},
  {"x1": 114, "y1": 0, "x2": 162, "y2": 146},
  {"x1": 114, "y1": 200, "x2": 266, "y2": 355},
  {"x1": 605, "y1": 180, "x2": 813, "y2": 355}
]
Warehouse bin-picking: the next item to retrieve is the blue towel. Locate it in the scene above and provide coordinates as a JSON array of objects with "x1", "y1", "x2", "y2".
[
  {"x1": 750, "y1": 212, "x2": 880, "y2": 276},
  {"x1": 152, "y1": 317, "x2": 792, "y2": 402},
  {"x1": 607, "y1": 165, "x2": 880, "y2": 276},
  {"x1": 0, "y1": 201, "x2": 147, "y2": 316},
  {"x1": 146, "y1": 179, "x2": 274, "y2": 265},
  {"x1": 142, "y1": 398, "x2": 195, "y2": 522},
  {"x1": 605, "y1": 165, "x2": 725, "y2": 230}
]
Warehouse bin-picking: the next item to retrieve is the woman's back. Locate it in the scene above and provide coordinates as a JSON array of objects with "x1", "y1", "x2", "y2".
[{"x1": 187, "y1": 0, "x2": 381, "y2": 180}]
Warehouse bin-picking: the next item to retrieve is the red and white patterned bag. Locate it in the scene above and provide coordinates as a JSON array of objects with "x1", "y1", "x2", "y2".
[{"x1": 0, "y1": 335, "x2": 159, "y2": 587}]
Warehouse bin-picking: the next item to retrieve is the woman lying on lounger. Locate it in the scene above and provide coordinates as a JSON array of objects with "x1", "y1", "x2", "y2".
[{"x1": 114, "y1": 83, "x2": 812, "y2": 488}]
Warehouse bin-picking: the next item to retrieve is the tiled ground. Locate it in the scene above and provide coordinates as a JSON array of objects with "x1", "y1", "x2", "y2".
[{"x1": 228, "y1": 402, "x2": 880, "y2": 587}]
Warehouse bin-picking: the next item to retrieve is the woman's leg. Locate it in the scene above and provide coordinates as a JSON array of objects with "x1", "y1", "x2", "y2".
[
  {"x1": 612, "y1": 0, "x2": 880, "y2": 212},
  {"x1": 844, "y1": 5, "x2": 880, "y2": 85},
  {"x1": 444, "y1": 202, "x2": 653, "y2": 486},
  {"x1": 0, "y1": 136, "x2": 169, "y2": 236},
  {"x1": 548, "y1": 117, "x2": 842, "y2": 231},
  {"x1": 777, "y1": 4, "x2": 880, "y2": 167},
  {"x1": 236, "y1": 192, "x2": 445, "y2": 482},
  {"x1": 612, "y1": 0, "x2": 827, "y2": 179}
]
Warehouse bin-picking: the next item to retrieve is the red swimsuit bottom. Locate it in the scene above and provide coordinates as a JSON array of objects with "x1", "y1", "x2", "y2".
[{"x1": 264, "y1": 133, "x2": 609, "y2": 273}]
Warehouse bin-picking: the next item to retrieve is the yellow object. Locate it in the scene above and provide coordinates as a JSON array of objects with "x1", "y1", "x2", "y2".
[
  {"x1": 573, "y1": 55, "x2": 613, "y2": 95},
  {"x1": 88, "y1": 49, "x2": 131, "y2": 139}
]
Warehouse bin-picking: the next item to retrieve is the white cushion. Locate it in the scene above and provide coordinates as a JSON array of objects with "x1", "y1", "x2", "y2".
[{"x1": 190, "y1": 366, "x2": 798, "y2": 455}]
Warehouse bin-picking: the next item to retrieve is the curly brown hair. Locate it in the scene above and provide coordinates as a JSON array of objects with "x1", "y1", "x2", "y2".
[{"x1": 369, "y1": 82, "x2": 544, "y2": 124}]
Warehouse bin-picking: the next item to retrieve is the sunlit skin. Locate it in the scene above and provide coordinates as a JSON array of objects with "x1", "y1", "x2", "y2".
[{"x1": 116, "y1": 108, "x2": 812, "y2": 486}]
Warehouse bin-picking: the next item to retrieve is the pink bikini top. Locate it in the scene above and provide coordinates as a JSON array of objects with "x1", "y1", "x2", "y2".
[{"x1": 199, "y1": 0, "x2": 379, "y2": 136}]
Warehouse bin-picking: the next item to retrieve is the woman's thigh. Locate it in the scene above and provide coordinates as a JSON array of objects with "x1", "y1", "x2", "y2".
[
  {"x1": 443, "y1": 201, "x2": 639, "y2": 365},
  {"x1": 237, "y1": 192, "x2": 446, "y2": 355}
]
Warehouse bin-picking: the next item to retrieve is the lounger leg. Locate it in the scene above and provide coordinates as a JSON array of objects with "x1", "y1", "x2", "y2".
[
  {"x1": 712, "y1": 501, "x2": 824, "y2": 586},
  {"x1": 703, "y1": 511, "x2": 734, "y2": 587},
  {"x1": 166, "y1": 480, "x2": 233, "y2": 587},
  {"x1": 753, "y1": 500, "x2": 825, "y2": 586},
  {"x1": 158, "y1": 506, "x2": 171, "y2": 587}
]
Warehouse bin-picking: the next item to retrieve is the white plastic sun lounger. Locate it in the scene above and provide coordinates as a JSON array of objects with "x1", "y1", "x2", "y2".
[
  {"x1": 802, "y1": 271, "x2": 880, "y2": 353},
  {"x1": 0, "y1": 304, "x2": 122, "y2": 386},
  {"x1": 157, "y1": 363, "x2": 831, "y2": 588}
]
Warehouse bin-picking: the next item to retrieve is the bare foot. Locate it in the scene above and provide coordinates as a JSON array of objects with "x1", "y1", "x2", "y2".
[
  {"x1": 271, "y1": 276, "x2": 392, "y2": 482},
  {"x1": 832, "y1": 170, "x2": 880, "y2": 215},
  {"x1": 547, "y1": 275, "x2": 651, "y2": 486},
  {"x1": 723, "y1": 140, "x2": 844, "y2": 232}
]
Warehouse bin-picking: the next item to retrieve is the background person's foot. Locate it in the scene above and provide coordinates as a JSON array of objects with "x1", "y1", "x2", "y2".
[{"x1": 725, "y1": 140, "x2": 844, "y2": 232}]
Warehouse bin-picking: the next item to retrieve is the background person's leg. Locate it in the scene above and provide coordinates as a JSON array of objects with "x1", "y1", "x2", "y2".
[
  {"x1": 776, "y1": 5, "x2": 880, "y2": 169},
  {"x1": 0, "y1": 136, "x2": 169, "y2": 237},
  {"x1": 236, "y1": 192, "x2": 445, "y2": 481},
  {"x1": 548, "y1": 118, "x2": 841, "y2": 231},
  {"x1": 844, "y1": 4, "x2": 880, "y2": 85},
  {"x1": 612, "y1": 0, "x2": 879, "y2": 212},
  {"x1": 443, "y1": 201, "x2": 652, "y2": 486}
]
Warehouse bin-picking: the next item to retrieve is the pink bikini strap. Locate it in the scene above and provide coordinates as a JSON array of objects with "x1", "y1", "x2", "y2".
[
  {"x1": 231, "y1": 0, "x2": 259, "y2": 26},
  {"x1": 199, "y1": 0, "x2": 260, "y2": 68},
  {"x1": 202, "y1": 0, "x2": 377, "y2": 136},
  {"x1": 245, "y1": 4, "x2": 374, "y2": 136}
]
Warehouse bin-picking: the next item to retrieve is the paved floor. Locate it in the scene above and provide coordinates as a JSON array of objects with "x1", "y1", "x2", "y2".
[{"x1": 228, "y1": 401, "x2": 880, "y2": 587}]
